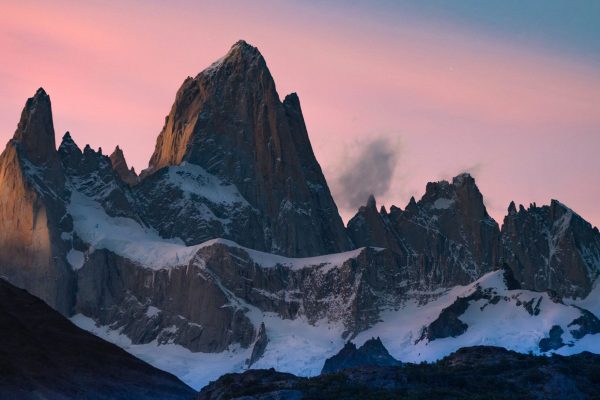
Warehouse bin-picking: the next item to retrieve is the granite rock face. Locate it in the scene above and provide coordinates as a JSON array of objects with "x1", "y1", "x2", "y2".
[
  {"x1": 0, "y1": 89, "x2": 74, "y2": 315},
  {"x1": 144, "y1": 40, "x2": 350, "y2": 257},
  {"x1": 73, "y1": 243, "x2": 410, "y2": 352},
  {"x1": 110, "y1": 145, "x2": 139, "y2": 186},
  {"x1": 348, "y1": 173, "x2": 501, "y2": 288},
  {"x1": 500, "y1": 200, "x2": 600, "y2": 298}
]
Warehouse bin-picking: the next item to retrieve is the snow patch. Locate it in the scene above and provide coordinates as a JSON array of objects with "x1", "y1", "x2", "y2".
[
  {"x1": 166, "y1": 162, "x2": 251, "y2": 208},
  {"x1": 432, "y1": 197, "x2": 455, "y2": 210},
  {"x1": 68, "y1": 189, "x2": 370, "y2": 271},
  {"x1": 66, "y1": 249, "x2": 85, "y2": 271}
]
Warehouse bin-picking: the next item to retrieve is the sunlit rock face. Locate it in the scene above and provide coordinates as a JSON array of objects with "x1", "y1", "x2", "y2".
[
  {"x1": 109, "y1": 145, "x2": 139, "y2": 186},
  {"x1": 0, "y1": 89, "x2": 74, "y2": 315},
  {"x1": 144, "y1": 40, "x2": 351, "y2": 257}
]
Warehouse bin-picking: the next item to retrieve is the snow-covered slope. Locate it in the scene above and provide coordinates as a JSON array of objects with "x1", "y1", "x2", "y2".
[
  {"x1": 68, "y1": 188, "x2": 368, "y2": 271},
  {"x1": 72, "y1": 268, "x2": 600, "y2": 390}
]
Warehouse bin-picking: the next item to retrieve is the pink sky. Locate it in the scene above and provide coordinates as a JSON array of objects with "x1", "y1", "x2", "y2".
[{"x1": 1, "y1": 1, "x2": 599, "y2": 227}]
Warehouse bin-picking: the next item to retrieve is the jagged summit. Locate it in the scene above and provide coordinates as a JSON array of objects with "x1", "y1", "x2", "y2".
[
  {"x1": 501, "y1": 198, "x2": 600, "y2": 297},
  {"x1": 366, "y1": 194, "x2": 377, "y2": 210},
  {"x1": 348, "y1": 172, "x2": 500, "y2": 286},
  {"x1": 147, "y1": 40, "x2": 275, "y2": 172},
  {"x1": 58, "y1": 131, "x2": 80, "y2": 153},
  {"x1": 143, "y1": 40, "x2": 350, "y2": 257},
  {"x1": 211, "y1": 39, "x2": 262, "y2": 67},
  {"x1": 110, "y1": 145, "x2": 139, "y2": 186},
  {"x1": 12, "y1": 87, "x2": 58, "y2": 166}
]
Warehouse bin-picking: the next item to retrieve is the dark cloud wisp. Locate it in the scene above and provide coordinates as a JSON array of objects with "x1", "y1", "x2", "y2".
[{"x1": 335, "y1": 137, "x2": 399, "y2": 212}]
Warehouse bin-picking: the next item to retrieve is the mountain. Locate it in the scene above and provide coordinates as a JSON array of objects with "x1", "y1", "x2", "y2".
[
  {"x1": 0, "y1": 278, "x2": 194, "y2": 399},
  {"x1": 197, "y1": 346, "x2": 600, "y2": 400},
  {"x1": 110, "y1": 145, "x2": 139, "y2": 186},
  {"x1": 501, "y1": 200, "x2": 600, "y2": 298},
  {"x1": 347, "y1": 173, "x2": 500, "y2": 287},
  {"x1": 321, "y1": 337, "x2": 401, "y2": 373},
  {"x1": 0, "y1": 41, "x2": 599, "y2": 391},
  {"x1": 142, "y1": 40, "x2": 350, "y2": 257},
  {"x1": 0, "y1": 88, "x2": 74, "y2": 315}
]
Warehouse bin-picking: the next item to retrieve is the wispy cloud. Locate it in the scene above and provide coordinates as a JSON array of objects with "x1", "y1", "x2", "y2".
[{"x1": 333, "y1": 136, "x2": 401, "y2": 212}]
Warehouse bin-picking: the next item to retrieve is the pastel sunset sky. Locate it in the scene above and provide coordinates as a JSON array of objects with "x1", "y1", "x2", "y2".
[{"x1": 1, "y1": 0, "x2": 599, "y2": 226}]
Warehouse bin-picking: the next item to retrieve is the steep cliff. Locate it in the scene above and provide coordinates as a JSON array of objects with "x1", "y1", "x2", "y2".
[
  {"x1": 142, "y1": 40, "x2": 350, "y2": 257},
  {"x1": 501, "y1": 200, "x2": 600, "y2": 298},
  {"x1": 0, "y1": 88, "x2": 74, "y2": 314}
]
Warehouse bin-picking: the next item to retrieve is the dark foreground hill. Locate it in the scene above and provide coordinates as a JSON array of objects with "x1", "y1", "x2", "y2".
[
  {"x1": 198, "y1": 346, "x2": 600, "y2": 400},
  {"x1": 0, "y1": 278, "x2": 195, "y2": 400}
]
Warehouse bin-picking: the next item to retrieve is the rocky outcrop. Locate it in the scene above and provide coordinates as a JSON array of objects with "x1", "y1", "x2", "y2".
[
  {"x1": 500, "y1": 200, "x2": 600, "y2": 298},
  {"x1": 198, "y1": 346, "x2": 600, "y2": 400},
  {"x1": 321, "y1": 337, "x2": 401, "y2": 373},
  {"x1": 248, "y1": 322, "x2": 269, "y2": 366},
  {"x1": 143, "y1": 40, "x2": 350, "y2": 257},
  {"x1": 0, "y1": 278, "x2": 194, "y2": 400},
  {"x1": 0, "y1": 89, "x2": 74, "y2": 315},
  {"x1": 58, "y1": 135, "x2": 139, "y2": 220},
  {"x1": 110, "y1": 145, "x2": 139, "y2": 186},
  {"x1": 346, "y1": 195, "x2": 405, "y2": 254},
  {"x1": 539, "y1": 325, "x2": 565, "y2": 352},
  {"x1": 347, "y1": 173, "x2": 501, "y2": 288}
]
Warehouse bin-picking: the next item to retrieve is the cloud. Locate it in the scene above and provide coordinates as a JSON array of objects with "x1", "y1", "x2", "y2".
[{"x1": 333, "y1": 136, "x2": 400, "y2": 212}]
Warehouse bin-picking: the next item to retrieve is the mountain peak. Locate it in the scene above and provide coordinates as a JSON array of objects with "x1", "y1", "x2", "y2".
[
  {"x1": 145, "y1": 42, "x2": 349, "y2": 256},
  {"x1": 452, "y1": 172, "x2": 475, "y2": 187},
  {"x1": 231, "y1": 39, "x2": 255, "y2": 52},
  {"x1": 110, "y1": 145, "x2": 138, "y2": 186},
  {"x1": 200, "y1": 40, "x2": 265, "y2": 79},
  {"x1": 58, "y1": 131, "x2": 80, "y2": 153},
  {"x1": 12, "y1": 88, "x2": 58, "y2": 166},
  {"x1": 366, "y1": 194, "x2": 377, "y2": 210}
]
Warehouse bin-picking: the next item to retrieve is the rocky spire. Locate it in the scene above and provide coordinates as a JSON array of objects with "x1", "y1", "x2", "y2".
[
  {"x1": 366, "y1": 194, "x2": 377, "y2": 210},
  {"x1": 147, "y1": 40, "x2": 271, "y2": 172},
  {"x1": 12, "y1": 88, "x2": 59, "y2": 167},
  {"x1": 346, "y1": 194, "x2": 403, "y2": 253},
  {"x1": 110, "y1": 145, "x2": 139, "y2": 186},
  {"x1": 58, "y1": 132, "x2": 82, "y2": 171},
  {"x1": 141, "y1": 40, "x2": 350, "y2": 256}
]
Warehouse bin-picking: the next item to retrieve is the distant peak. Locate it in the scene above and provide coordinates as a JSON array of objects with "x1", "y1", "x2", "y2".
[
  {"x1": 12, "y1": 88, "x2": 57, "y2": 166},
  {"x1": 200, "y1": 40, "x2": 264, "y2": 78},
  {"x1": 35, "y1": 87, "x2": 48, "y2": 98},
  {"x1": 452, "y1": 172, "x2": 474, "y2": 186},
  {"x1": 366, "y1": 194, "x2": 376, "y2": 209},
  {"x1": 110, "y1": 145, "x2": 138, "y2": 186},
  {"x1": 225, "y1": 39, "x2": 262, "y2": 62},
  {"x1": 232, "y1": 39, "x2": 253, "y2": 50},
  {"x1": 59, "y1": 131, "x2": 78, "y2": 150}
]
